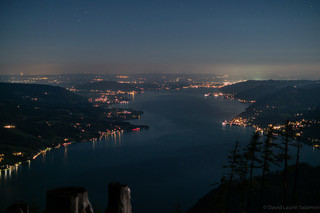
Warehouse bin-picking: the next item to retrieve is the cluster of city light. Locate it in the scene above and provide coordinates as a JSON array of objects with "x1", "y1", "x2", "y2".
[
  {"x1": 223, "y1": 117, "x2": 319, "y2": 149},
  {"x1": 116, "y1": 76, "x2": 129, "y2": 79},
  {"x1": 222, "y1": 117, "x2": 249, "y2": 127},
  {"x1": 0, "y1": 144, "x2": 62, "y2": 173},
  {"x1": 217, "y1": 90, "x2": 319, "y2": 148},
  {"x1": 92, "y1": 78, "x2": 104, "y2": 82},
  {"x1": 9, "y1": 76, "x2": 50, "y2": 84},
  {"x1": 12, "y1": 152, "x2": 23, "y2": 156},
  {"x1": 117, "y1": 80, "x2": 145, "y2": 84},
  {"x1": 32, "y1": 148, "x2": 52, "y2": 160},
  {"x1": 0, "y1": 162, "x2": 23, "y2": 176},
  {"x1": 212, "y1": 92, "x2": 256, "y2": 103},
  {"x1": 107, "y1": 109, "x2": 140, "y2": 120},
  {"x1": 86, "y1": 90, "x2": 136, "y2": 107},
  {"x1": 69, "y1": 88, "x2": 78, "y2": 92},
  {"x1": 213, "y1": 92, "x2": 235, "y2": 99},
  {"x1": 3, "y1": 125, "x2": 16, "y2": 129}
]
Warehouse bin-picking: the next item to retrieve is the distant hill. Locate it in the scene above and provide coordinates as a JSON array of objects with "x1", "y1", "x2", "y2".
[
  {"x1": 0, "y1": 82, "x2": 97, "y2": 125},
  {"x1": 235, "y1": 84, "x2": 279, "y2": 101},
  {"x1": 0, "y1": 82, "x2": 145, "y2": 169},
  {"x1": 220, "y1": 80, "x2": 318, "y2": 101},
  {"x1": 0, "y1": 82, "x2": 90, "y2": 109},
  {"x1": 219, "y1": 80, "x2": 320, "y2": 144},
  {"x1": 238, "y1": 85, "x2": 320, "y2": 127},
  {"x1": 247, "y1": 86, "x2": 320, "y2": 110}
]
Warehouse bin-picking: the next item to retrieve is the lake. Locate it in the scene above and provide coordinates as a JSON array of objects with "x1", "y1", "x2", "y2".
[{"x1": 1, "y1": 88, "x2": 319, "y2": 212}]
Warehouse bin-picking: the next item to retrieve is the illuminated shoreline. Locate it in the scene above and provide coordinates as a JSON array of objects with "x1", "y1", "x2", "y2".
[
  {"x1": 214, "y1": 91, "x2": 320, "y2": 149},
  {"x1": 222, "y1": 115, "x2": 320, "y2": 149},
  {"x1": 0, "y1": 129, "x2": 127, "y2": 174}
]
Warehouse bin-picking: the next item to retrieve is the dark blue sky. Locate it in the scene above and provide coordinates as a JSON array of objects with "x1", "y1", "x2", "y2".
[{"x1": 0, "y1": 0, "x2": 319, "y2": 78}]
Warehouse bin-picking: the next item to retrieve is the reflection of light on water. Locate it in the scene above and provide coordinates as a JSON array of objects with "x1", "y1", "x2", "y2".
[
  {"x1": 93, "y1": 140, "x2": 95, "y2": 150},
  {"x1": 64, "y1": 147, "x2": 68, "y2": 162},
  {"x1": 118, "y1": 131, "x2": 122, "y2": 145},
  {"x1": 113, "y1": 132, "x2": 117, "y2": 148},
  {"x1": 1, "y1": 170, "x2": 7, "y2": 184},
  {"x1": 15, "y1": 165, "x2": 18, "y2": 175},
  {"x1": 222, "y1": 126, "x2": 227, "y2": 131},
  {"x1": 312, "y1": 144, "x2": 320, "y2": 152},
  {"x1": 1, "y1": 165, "x2": 21, "y2": 183},
  {"x1": 42, "y1": 152, "x2": 46, "y2": 164},
  {"x1": 3, "y1": 170, "x2": 7, "y2": 183},
  {"x1": 120, "y1": 101, "x2": 129, "y2": 105},
  {"x1": 221, "y1": 122, "x2": 227, "y2": 131},
  {"x1": 106, "y1": 130, "x2": 124, "y2": 148}
]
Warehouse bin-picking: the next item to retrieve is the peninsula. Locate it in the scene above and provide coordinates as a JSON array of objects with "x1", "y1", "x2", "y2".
[{"x1": 0, "y1": 82, "x2": 147, "y2": 171}]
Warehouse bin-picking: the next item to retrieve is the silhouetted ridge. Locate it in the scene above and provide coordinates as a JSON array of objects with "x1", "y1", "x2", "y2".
[{"x1": 220, "y1": 80, "x2": 317, "y2": 101}]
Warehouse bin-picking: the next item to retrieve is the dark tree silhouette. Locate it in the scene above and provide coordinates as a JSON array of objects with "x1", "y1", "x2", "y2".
[
  {"x1": 259, "y1": 127, "x2": 278, "y2": 211},
  {"x1": 278, "y1": 120, "x2": 294, "y2": 208},
  {"x1": 245, "y1": 131, "x2": 262, "y2": 182},
  {"x1": 293, "y1": 131, "x2": 303, "y2": 204},
  {"x1": 234, "y1": 151, "x2": 250, "y2": 213},
  {"x1": 243, "y1": 131, "x2": 262, "y2": 212},
  {"x1": 224, "y1": 139, "x2": 241, "y2": 213}
]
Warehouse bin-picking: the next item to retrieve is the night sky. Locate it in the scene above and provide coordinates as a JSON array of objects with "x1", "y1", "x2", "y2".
[{"x1": 0, "y1": 0, "x2": 319, "y2": 78}]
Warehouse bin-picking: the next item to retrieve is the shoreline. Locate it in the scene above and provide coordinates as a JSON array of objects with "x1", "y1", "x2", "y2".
[
  {"x1": 0, "y1": 126, "x2": 148, "y2": 174},
  {"x1": 214, "y1": 91, "x2": 320, "y2": 149}
]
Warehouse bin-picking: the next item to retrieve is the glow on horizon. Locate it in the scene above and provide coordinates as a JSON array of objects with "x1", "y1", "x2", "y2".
[
  {"x1": 1, "y1": 63, "x2": 319, "y2": 80},
  {"x1": 1, "y1": 1, "x2": 319, "y2": 78}
]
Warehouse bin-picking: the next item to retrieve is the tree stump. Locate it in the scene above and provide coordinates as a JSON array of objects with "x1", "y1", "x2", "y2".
[
  {"x1": 105, "y1": 182, "x2": 132, "y2": 213},
  {"x1": 45, "y1": 187, "x2": 93, "y2": 213},
  {"x1": 6, "y1": 201, "x2": 29, "y2": 213}
]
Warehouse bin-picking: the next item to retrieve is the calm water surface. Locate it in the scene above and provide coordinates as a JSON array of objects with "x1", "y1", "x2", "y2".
[{"x1": 1, "y1": 89, "x2": 319, "y2": 212}]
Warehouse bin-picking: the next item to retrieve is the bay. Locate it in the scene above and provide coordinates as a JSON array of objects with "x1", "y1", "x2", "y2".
[{"x1": 1, "y1": 88, "x2": 319, "y2": 212}]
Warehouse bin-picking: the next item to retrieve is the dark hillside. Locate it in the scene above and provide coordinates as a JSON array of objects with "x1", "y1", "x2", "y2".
[
  {"x1": 220, "y1": 80, "x2": 317, "y2": 101},
  {"x1": 0, "y1": 82, "x2": 145, "y2": 169},
  {"x1": 188, "y1": 163, "x2": 320, "y2": 213}
]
